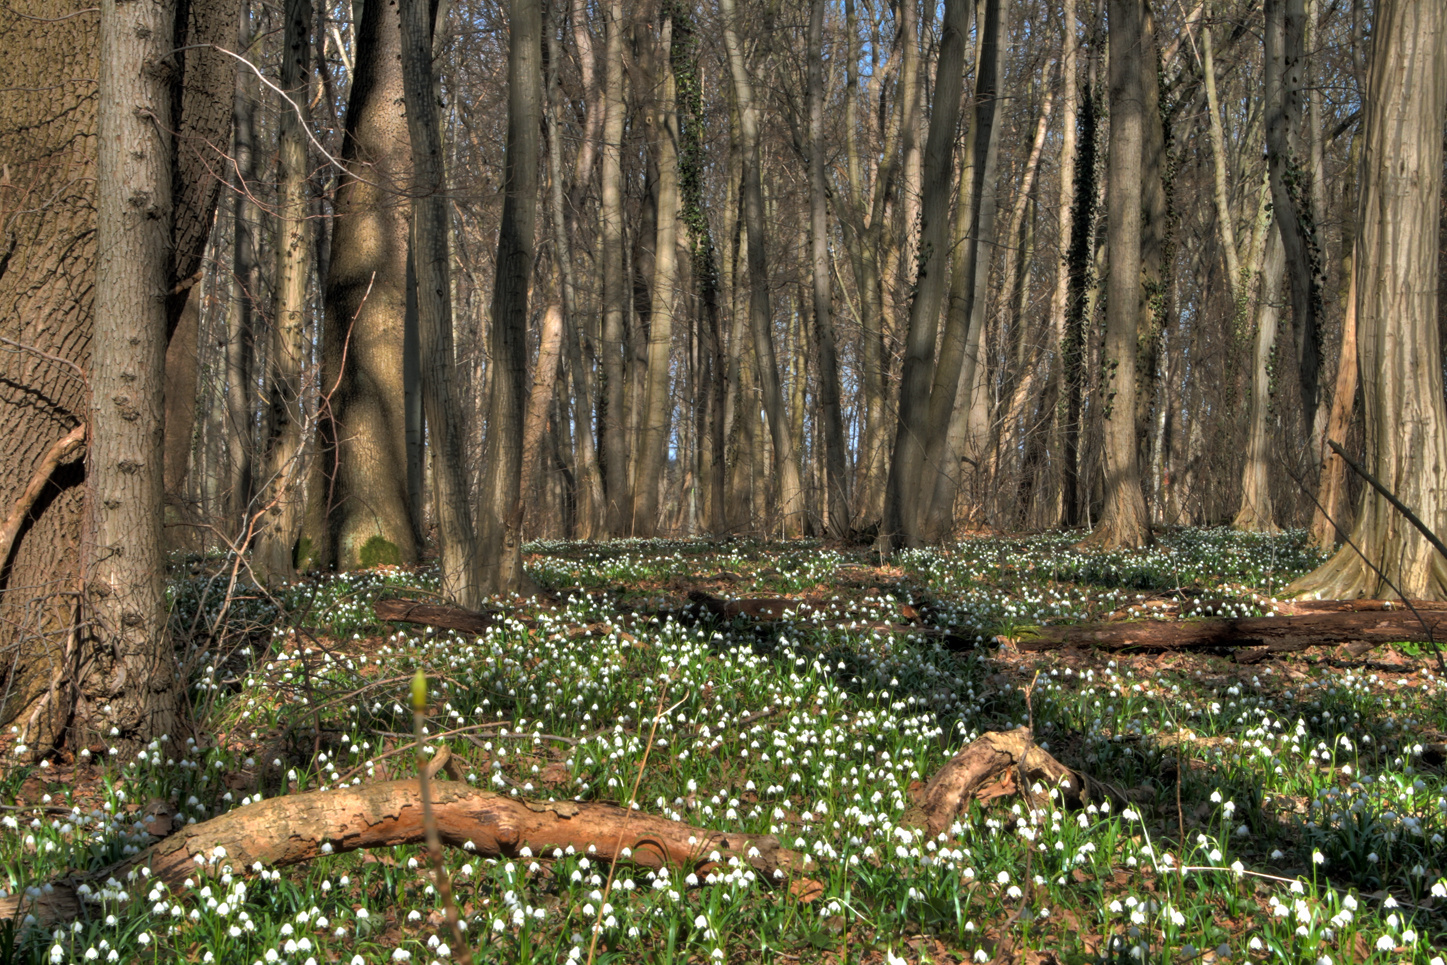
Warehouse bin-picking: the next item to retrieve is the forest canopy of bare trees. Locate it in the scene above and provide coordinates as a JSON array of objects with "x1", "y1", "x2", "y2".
[{"x1": 2, "y1": 0, "x2": 1445, "y2": 750}]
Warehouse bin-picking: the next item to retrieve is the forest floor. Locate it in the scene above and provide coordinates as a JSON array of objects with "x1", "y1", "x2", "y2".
[{"x1": 4, "y1": 529, "x2": 1447, "y2": 964}]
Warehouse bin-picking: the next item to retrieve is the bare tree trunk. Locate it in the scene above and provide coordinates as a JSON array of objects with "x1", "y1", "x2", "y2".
[
  {"x1": 597, "y1": 0, "x2": 629, "y2": 536},
  {"x1": 807, "y1": 0, "x2": 849, "y2": 538},
  {"x1": 1289, "y1": 0, "x2": 1447, "y2": 599},
  {"x1": 1233, "y1": 225, "x2": 1284, "y2": 533},
  {"x1": 920, "y1": 0, "x2": 1008, "y2": 541},
  {"x1": 320, "y1": 0, "x2": 420, "y2": 570},
  {"x1": 225, "y1": 8, "x2": 259, "y2": 537},
  {"x1": 1081, "y1": 0, "x2": 1150, "y2": 550},
  {"x1": 477, "y1": 0, "x2": 541, "y2": 594},
  {"x1": 632, "y1": 16, "x2": 679, "y2": 538},
  {"x1": 1265, "y1": 0, "x2": 1326, "y2": 431},
  {"x1": 1310, "y1": 135, "x2": 1361, "y2": 551},
  {"x1": 399, "y1": 0, "x2": 483, "y2": 604},
  {"x1": 254, "y1": 0, "x2": 314, "y2": 584},
  {"x1": 881, "y1": 0, "x2": 972, "y2": 550},
  {"x1": 87, "y1": 0, "x2": 186, "y2": 747},
  {"x1": 719, "y1": 0, "x2": 805, "y2": 537}
]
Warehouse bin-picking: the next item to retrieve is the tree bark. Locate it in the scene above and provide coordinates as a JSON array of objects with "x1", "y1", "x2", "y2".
[
  {"x1": 254, "y1": 0, "x2": 315, "y2": 584},
  {"x1": 225, "y1": 8, "x2": 260, "y2": 538},
  {"x1": 881, "y1": 0, "x2": 972, "y2": 551},
  {"x1": 87, "y1": 0, "x2": 186, "y2": 748},
  {"x1": 1080, "y1": 0, "x2": 1151, "y2": 550},
  {"x1": 719, "y1": 0, "x2": 805, "y2": 537},
  {"x1": 632, "y1": 16, "x2": 680, "y2": 538},
  {"x1": 320, "y1": 0, "x2": 421, "y2": 570},
  {"x1": 598, "y1": 0, "x2": 629, "y2": 535},
  {"x1": 1264, "y1": 0, "x2": 1326, "y2": 427},
  {"x1": 807, "y1": 0, "x2": 850, "y2": 539},
  {"x1": 1232, "y1": 225, "x2": 1285, "y2": 533},
  {"x1": 1288, "y1": 0, "x2": 1447, "y2": 600},
  {"x1": 399, "y1": 0, "x2": 485, "y2": 605},
  {"x1": 477, "y1": 0, "x2": 541, "y2": 594}
]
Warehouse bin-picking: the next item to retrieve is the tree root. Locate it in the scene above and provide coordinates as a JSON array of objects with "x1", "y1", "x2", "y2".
[{"x1": 0, "y1": 780, "x2": 815, "y2": 928}]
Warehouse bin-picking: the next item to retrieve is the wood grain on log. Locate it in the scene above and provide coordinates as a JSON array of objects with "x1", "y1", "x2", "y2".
[
  {"x1": 375, "y1": 599, "x2": 498, "y2": 634},
  {"x1": 0, "y1": 780, "x2": 814, "y2": 927}
]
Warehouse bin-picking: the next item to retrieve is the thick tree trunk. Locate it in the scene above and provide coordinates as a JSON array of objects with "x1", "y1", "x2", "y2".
[
  {"x1": 477, "y1": 0, "x2": 541, "y2": 594},
  {"x1": 254, "y1": 0, "x2": 314, "y2": 584},
  {"x1": 881, "y1": 0, "x2": 971, "y2": 551},
  {"x1": 399, "y1": 0, "x2": 485, "y2": 605},
  {"x1": 1289, "y1": 0, "x2": 1447, "y2": 600},
  {"x1": 1232, "y1": 225, "x2": 1285, "y2": 533},
  {"x1": 719, "y1": 0, "x2": 805, "y2": 537},
  {"x1": 87, "y1": 0, "x2": 186, "y2": 748},
  {"x1": 320, "y1": 0, "x2": 420, "y2": 570}
]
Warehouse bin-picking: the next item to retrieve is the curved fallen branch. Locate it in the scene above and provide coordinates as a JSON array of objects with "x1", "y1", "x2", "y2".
[
  {"x1": 1, "y1": 780, "x2": 813, "y2": 927},
  {"x1": 906, "y1": 728, "x2": 1115, "y2": 836},
  {"x1": 0, "y1": 423, "x2": 85, "y2": 573}
]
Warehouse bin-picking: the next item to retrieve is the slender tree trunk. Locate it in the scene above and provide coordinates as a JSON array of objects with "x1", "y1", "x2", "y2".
[
  {"x1": 807, "y1": 0, "x2": 849, "y2": 538},
  {"x1": 881, "y1": 0, "x2": 972, "y2": 550},
  {"x1": 226, "y1": 8, "x2": 259, "y2": 537},
  {"x1": 1289, "y1": 0, "x2": 1447, "y2": 600},
  {"x1": 1233, "y1": 224, "x2": 1285, "y2": 533},
  {"x1": 320, "y1": 0, "x2": 420, "y2": 570},
  {"x1": 920, "y1": 0, "x2": 1009, "y2": 541},
  {"x1": 1081, "y1": 0, "x2": 1150, "y2": 550},
  {"x1": 599, "y1": 0, "x2": 629, "y2": 535},
  {"x1": 632, "y1": 16, "x2": 679, "y2": 538},
  {"x1": 399, "y1": 0, "x2": 484, "y2": 604},
  {"x1": 255, "y1": 0, "x2": 314, "y2": 583},
  {"x1": 719, "y1": 0, "x2": 805, "y2": 536},
  {"x1": 1265, "y1": 0, "x2": 1326, "y2": 429},
  {"x1": 477, "y1": 0, "x2": 541, "y2": 594}
]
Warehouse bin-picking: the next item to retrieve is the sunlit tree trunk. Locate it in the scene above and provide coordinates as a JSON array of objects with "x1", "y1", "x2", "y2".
[
  {"x1": 1232, "y1": 225, "x2": 1284, "y2": 533},
  {"x1": 598, "y1": 0, "x2": 628, "y2": 535},
  {"x1": 1081, "y1": 0, "x2": 1150, "y2": 550},
  {"x1": 1289, "y1": 0, "x2": 1447, "y2": 600}
]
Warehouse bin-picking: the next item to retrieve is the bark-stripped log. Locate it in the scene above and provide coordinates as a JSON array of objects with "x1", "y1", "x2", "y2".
[{"x1": 0, "y1": 780, "x2": 814, "y2": 927}]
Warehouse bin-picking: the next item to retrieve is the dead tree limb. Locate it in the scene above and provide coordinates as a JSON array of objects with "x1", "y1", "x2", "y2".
[
  {"x1": 375, "y1": 598, "x2": 499, "y2": 634},
  {"x1": 0, "y1": 424, "x2": 85, "y2": 573},
  {"x1": 1010, "y1": 608, "x2": 1447, "y2": 658},
  {"x1": 0, "y1": 779, "x2": 815, "y2": 927}
]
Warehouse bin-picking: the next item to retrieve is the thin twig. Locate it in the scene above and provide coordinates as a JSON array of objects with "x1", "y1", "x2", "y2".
[{"x1": 414, "y1": 674, "x2": 476, "y2": 965}]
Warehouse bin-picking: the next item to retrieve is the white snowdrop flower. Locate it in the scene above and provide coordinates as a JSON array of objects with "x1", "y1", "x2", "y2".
[{"x1": 1374, "y1": 935, "x2": 1396, "y2": 952}]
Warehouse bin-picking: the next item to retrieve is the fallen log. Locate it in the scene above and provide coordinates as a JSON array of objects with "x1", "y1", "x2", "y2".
[
  {"x1": 0, "y1": 780, "x2": 814, "y2": 927},
  {"x1": 375, "y1": 598, "x2": 498, "y2": 634},
  {"x1": 905, "y1": 728, "x2": 1115, "y2": 836},
  {"x1": 1010, "y1": 607, "x2": 1447, "y2": 658}
]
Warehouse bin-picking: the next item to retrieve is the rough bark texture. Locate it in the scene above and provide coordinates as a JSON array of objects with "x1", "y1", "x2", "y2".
[
  {"x1": 1013, "y1": 606, "x2": 1447, "y2": 654},
  {"x1": 254, "y1": 0, "x2": 315, "y2": 584},
  {"x1": 375, "y1": 598, "x2": 498, "y2": 634},
  {"x1": 477, "y1": 0, "x2": 541, "y2": 594},
  {"x1": 399, "y1": 0, "x2": 485, "y2": 605},
  {"x1": 906, "y1": 729, "x2": 1103, "y2": 837},
  {"x1": 598, "y1": 0, "x2": 629, "y2": 535},
  {"x1": 882, "y1": 0, "x2": 970, "y2": 550},
  {"x1": 0, "y1": 780, "x2": 815, "y2": 928},
  {"x1": 1080, "y1": 0, "x2": 1150, "y2": 551},
  {"x1": 0, "y1": 0, "x2": 235, "y2": 753},
  {"x1": 1232, "y1": 225, "x2": 1285, "y2": 533},
  {"x1": 319, "y1": 0, "x2": 420, "y2": 571},
  {"x1": 1288, "y1": 0, "x2": 1447, "y2": 600}
]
